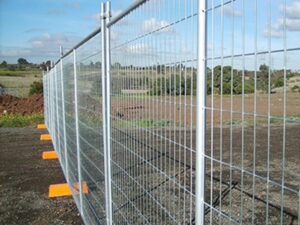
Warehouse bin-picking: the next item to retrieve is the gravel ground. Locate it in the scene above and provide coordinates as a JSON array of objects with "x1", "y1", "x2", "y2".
[{"x1": 0, "y1": 128, "x2": 83, "y2": 225}]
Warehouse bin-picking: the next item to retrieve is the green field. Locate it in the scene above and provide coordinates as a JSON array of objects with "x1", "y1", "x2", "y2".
[
  {"x1": 0, "y1": 68, "x2": 43, "y2": 97},
  {"x1": 0, "y1": 69, "x2": 41, "y2": 77}
]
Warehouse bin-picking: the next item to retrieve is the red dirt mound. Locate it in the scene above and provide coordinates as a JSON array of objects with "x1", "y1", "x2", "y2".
[{"x1": 0, "y1": 94, "x2": 43, "y2": 115}]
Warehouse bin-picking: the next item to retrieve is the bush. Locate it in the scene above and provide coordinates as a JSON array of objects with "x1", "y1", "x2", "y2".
[
  {"x1": 273, "y1": 77, "x2": 284, "y2": 88},
  {"x1": 29, "y1": 81, "x2": 43, "y2": 96},
  {"x1": 292, "y1": 85, "x2": 300, "y2": 92}
]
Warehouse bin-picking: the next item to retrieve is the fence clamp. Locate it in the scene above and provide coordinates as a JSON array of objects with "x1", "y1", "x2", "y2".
[{"x1": 100, "y1": 11, "x2": 111, "y2": 20}]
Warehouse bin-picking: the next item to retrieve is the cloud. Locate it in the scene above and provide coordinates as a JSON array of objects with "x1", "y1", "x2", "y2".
[
  {"x1": 0, "y1": 47, "x2": 31, "y2": 58},
  {"x1": 223, "y1": 5, "x2": 242, "y2": 17},
  {"x1": 285, "y1": 1, "x2": 300, "y2": 19},
  {"x1": 265, "y1": 1, "x2": 300, "y2": 37},
  {"x1": 142, "y1": 18, "x2": 173, "y2": 33},
  {"x1": 125, "y1": 43, "x2": 151, "y2": 54},
  {"x1": 29, "y1": 33, "x2": 71, "y2": 49},
  {"x1": 0, "y1": 32, "x2": 81, "y2": 63},
  {"x1": 64, "y1": 2, "x2": 80, "y2": 10}
]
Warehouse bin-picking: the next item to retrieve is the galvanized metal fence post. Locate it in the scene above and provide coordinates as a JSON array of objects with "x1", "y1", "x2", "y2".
[
  {"x1": 73, "y1": 49, "x2": 84, "y2": 217},
  {"x1": 100, "y1": 2, "x2": 108, "y2": 222},
  {"x1": 105, "y1": 2, "x2": 113, "y2": 224},
  {"x1": 196, "y1": 0, "x2": 206, "y2": 224},
  {"x1": 60, "y1": 46, "x2": 69, "y2": 182},
  {"x1": 101, "y1": 2, "x2": 113, "y2": 224}
]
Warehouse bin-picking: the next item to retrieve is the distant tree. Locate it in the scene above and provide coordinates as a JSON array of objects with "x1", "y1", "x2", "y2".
[
  {"x1": 45, "y1": 60, "x2": 51, "y2": 68},
  {"x1": 95, "y1": 62, "x2": 101, "y2": 68},
  {"x1": 0, "y1": 61, "x2": 7, "y2": 67},
  {"x1": 40, "y1": 60, "x2": 52, "y2": 71},
  {"x1": 17, "y1": 58, "x2": 29, "y2": 65},
  {"x1": 273, "y1": 76, "x2": 284, "y2": 88},
  {"x1": 258, "y1": 64, "x2": 269, "y2": 93}
]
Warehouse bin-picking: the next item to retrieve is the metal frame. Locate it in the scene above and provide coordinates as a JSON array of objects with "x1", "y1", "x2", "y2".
[{"x1": 196, "y1": 0, "x2": 207, "y2": 224}]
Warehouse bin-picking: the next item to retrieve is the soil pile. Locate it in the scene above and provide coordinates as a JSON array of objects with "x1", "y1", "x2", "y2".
[{"x1": 0, "y1": 94, "x2": 43, "y2": 115}]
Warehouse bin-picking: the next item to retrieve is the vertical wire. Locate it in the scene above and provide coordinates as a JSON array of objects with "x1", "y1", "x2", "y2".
[
  {"x1": 229, "y1": 0, "x2": 235, "y2": 221},
  {"x1": 266, "y1": 0, "x2": 272, "y2": 223},
  {"x1": 240, "y1": 0, "x2": 246, "y2": 223},
  {"x1": 251, "y1": 0, "x2": 258, "y2": 224},
  {"x1": 280, "y1": 0, "x2": 287, "y2": 224},
  {"x1": 172, "y1": 0, "x2": 177, "y2": 219},
  {"x1": 210, "y1": 0, "x2": 215, "y2": 223},
  {"x1": 190, "y1": 0, "x2": 195, "y2": 223},
  {"x1": 178, "y1": 0, "x2": 183, "y2": 220},
  {"x1": 162, "y1": 0, "x2": 168, "y2": 220},
  {"x1": 183, "y1": 0, "x2": 188, "y2": 222},
  {"x1": 219, "y1": 0, "x2": 224, "y2": 222},
  {"x1": 167, "y1": 0, "x2": 172, "y2": 217}
]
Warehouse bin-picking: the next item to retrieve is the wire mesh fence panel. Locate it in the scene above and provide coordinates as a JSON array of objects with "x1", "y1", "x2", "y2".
[
  {"x1": 109, "y1": 0, "x2": 198, "y2": 224},
  {"x1": 204, "y1": 0, "x2": 300, "y2": 224},
  {"x1": 62, "y1": 52, "x2": 83, "y2": 208},
  {"x1": 56, "y1": 61, "x2": 68, "y2": 177},
  {"x1": 76, "y1": 33, "x2": 107, "y2": 225},
  {"x1": 42, "y1": 0, "x2": 300, "y2": 224}
]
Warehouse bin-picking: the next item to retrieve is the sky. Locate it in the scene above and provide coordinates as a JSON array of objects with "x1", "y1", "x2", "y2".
[
  {"x1": 0, "y1": 0, "x2": 299, "y2": 71},
  {"x1": 0, "y1": 0, "x2": 133, "y2": 64}
]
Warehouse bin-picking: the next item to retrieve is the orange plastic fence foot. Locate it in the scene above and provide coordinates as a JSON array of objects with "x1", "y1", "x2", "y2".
[
  {"x1": 42, "y1": 151, "x2": 58, "y2": 160},
  {"x1": 49, "y1": 183, "x2": 72, "y2": 197},
  {"x1": 48, "y1": 182, "x2": 89, "y2": 198},
  {"x1": 37, "y1": 124, "x2": 47, "y2": 129},
  {"x1": 40, "y1": 134, "x2": 52, "y2": 141}
]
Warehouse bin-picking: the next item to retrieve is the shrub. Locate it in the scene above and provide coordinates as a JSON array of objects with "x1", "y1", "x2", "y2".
[
  {"x1": 29, "y1": 81, "x2": 43, "y2": 96},
  {"x1": 292, "y1": 85, "x2": 300, "y2": 92},
  {"x1": 273, "y1": 77, "x2": 284, "y2": 88}
]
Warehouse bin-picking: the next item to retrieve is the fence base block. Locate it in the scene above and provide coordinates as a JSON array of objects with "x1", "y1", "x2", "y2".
[
  {"x1": 40, "y1": 134, "x2": 52, "y2": 141},
  {"x1": 48, "y1": 182, "x2": 88, "y2": 198},
  {"x1": 42, "y1": 151, "x2": 58, "y2": 160},
  {"x1": 37, "y1": 124, "x2": 47, "y2": 129}
]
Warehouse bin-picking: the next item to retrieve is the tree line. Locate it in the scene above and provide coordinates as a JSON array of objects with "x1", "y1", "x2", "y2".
[{"x1": 0, "y1": 58, "x2": 52, "y2": 71}]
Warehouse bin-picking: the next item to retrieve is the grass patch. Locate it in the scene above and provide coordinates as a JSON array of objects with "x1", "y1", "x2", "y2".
[
  {"x1": 223, "y1": 116, "x2": 300, "y2": 126},
  {"x1": 0, "y1": 69, "x2": 41, "y2": 77},
  {"x1": 0, "y1": 113, "x2": 44, "y2": 128},
  {"x1": 114, "y1": 118, "x2": 174, "y2": 129}
]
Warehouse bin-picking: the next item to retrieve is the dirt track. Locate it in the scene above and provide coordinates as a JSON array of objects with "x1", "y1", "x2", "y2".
[{"x1": 0, "y1": 128, "x2": 83, "y2": 225}]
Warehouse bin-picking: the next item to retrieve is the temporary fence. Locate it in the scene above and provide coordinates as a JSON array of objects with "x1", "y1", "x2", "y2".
[{"x1": 43, "y1": 0, "x2": 300, "y2": 224}]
